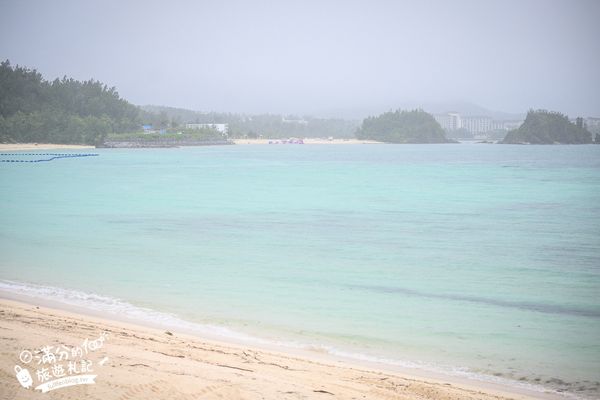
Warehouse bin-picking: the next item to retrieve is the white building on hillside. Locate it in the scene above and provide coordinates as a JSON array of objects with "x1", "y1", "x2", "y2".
[
  {"x1": 282, "y1": 117, "x2": 308, "y2": 125},
  {"x1": 185, "y1": 123, "x2": 229, "y2": 134}
]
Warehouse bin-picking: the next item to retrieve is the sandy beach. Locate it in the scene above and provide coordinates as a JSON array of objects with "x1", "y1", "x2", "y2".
[
  {"x1": 0, "y1": 143, "x2": 96, "y2": 151},
  {"x1": 232, "y1": 138, "x2": 382, "y2": 145},
  {"x1": 0, "y1": 297, "x2": 557, "y2": 400}
]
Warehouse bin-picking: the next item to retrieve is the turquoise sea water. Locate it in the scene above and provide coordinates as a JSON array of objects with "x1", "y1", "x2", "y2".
[{"x1": 1, "y1": 144, "x2": 599, "y2": 398}]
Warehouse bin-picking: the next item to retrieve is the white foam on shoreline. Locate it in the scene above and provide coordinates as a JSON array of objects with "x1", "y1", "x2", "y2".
[
  {"x1": 0, "y1": 279, "x2": 582, "y2": 400},
  {"x1": 0, "y1": 279, "x2": 262, "y2": 343}
]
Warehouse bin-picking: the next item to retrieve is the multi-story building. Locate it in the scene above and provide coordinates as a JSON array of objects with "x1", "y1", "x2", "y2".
[
  {"x1": 490, "y1": 120, "x2": 505, "y2": 131},
  {"x1": 433, "y1": 112, "x2": 524, "y2": 139},
  {"x1": 461, "y1": 116, "x2": 493, "y2": 135},
  {"x1": 433, "y1": 114, "x2": 450, "y2": 130},
  {"x1": 434, "y1": 113, "x2": 462, "y2": 131}
]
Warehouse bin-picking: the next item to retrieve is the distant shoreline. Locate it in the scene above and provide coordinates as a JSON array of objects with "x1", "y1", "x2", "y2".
[
  {"x1": 0, "y1": 143, "x2": 95, "y2": 151},
  {"x1": 101, "y1": 139, "x2": 232, "y2": 148},
  {"x1": 0, "y1": 140, "x2": 385, "y2": 151},
  {"x1": 233, "y1": 138, "x2": 382, "y2": 145}
]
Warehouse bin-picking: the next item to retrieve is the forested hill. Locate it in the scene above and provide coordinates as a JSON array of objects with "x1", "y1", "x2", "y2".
[
  {"x1": 502, "y1": 110, "x2": 592, "y2": 144},
  {"x1": 141, "y1": 105, "x2": 359, "y2": 139},
  {"x1": 0, "y1": 60, "x2": 141, "y2": 145},
  {"x1": 0, "y1": 60, "x2": 359, "y2": 144},
  {"x1": 356, "y1": 109, "x2": 451, "y2": 143}
]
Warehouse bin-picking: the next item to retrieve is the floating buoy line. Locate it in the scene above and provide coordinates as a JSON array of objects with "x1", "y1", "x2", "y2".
[{"x1": 0, "y1": 153, "x2": 99, "y2": 163}]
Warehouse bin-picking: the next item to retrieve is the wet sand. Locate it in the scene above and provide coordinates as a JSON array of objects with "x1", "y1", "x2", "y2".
[{"x1": 0, "y1": 297, "x2": 556, "y2": 400}]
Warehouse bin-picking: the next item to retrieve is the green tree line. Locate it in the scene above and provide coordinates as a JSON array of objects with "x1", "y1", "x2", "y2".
[
  {"x1": 0, "y1": 60, "x2": 141, "y2": 145},
  {"x1": 502, "y1": 110, "x2": 592, "y2": 144},
  {"x1": 140, "y1": 105, "x2": 359, "y2": 138},
  {"x1": 356, "y1": 109, "x2": 451, "y2": 143}
]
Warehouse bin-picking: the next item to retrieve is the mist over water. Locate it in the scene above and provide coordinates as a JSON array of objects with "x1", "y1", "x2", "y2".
[
  {"x1": 1, "y1": 144, "x2": 599, "y2": 398},
  {"x1": 1, "y1": 0, "x2": 599, "y2": 116},
  {"x1": 1, "y1": 1, "x2": 600, "y2": 398}
]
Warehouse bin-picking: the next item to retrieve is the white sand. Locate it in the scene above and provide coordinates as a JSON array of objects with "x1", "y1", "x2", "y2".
[{"x1": 0, "y1": 297, "x2": 560, "y2": 400}]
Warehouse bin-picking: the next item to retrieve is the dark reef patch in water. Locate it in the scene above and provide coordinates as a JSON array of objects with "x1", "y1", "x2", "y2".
[{"x1": 350, "y1": 284, "x2": 600, "y2": 318}]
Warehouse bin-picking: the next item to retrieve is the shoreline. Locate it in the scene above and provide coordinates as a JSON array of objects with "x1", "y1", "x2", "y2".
[
  {"x1": 0, "y1": 143, "x2": 96, "y2": 151},
  {"x1": 0, "y1": 290, "x2": 566, "y2": 400},
  {"x1": 232, "y1": 138, "x2": 382, "y2": 145},
  {"x1": 0, "y1": 140, "x2": 382, "y2": 151}
]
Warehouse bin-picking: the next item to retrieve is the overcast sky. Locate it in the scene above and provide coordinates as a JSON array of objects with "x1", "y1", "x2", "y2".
[{"x1": 1, "y1": 0, "x2": 599, "y2": 117}]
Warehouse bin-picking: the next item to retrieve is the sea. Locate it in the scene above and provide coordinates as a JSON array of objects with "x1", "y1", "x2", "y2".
[{"x1": 1, "y1": 143, "x2": 599, "y2": 398}]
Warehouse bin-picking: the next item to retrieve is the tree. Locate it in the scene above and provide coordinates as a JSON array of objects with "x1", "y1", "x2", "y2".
[
  {"x1": 502, "y1": 110, "x2": 592, "y2": 144},
  {"x1": 0, "y1": 59, "x2": 142, "y2": 144},
  {"x1": 355, "y1": 109, "x2": 451, "y2": 143}
]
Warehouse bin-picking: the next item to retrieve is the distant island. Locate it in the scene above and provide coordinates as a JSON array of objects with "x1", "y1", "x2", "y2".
[
  {"x1": 356, "y1": 109, "x2": 453, "y2": 143},
  {"x1": 502, "y1": 110, "x2": 593, "y2": 144}
]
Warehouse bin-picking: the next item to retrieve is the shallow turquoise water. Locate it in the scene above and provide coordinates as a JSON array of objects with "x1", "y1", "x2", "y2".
[{"x1": 1, "y1": 144, "x2": 599, "y2": 397}]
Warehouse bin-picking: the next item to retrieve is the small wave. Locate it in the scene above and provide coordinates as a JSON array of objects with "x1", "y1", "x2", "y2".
[
  {"x1": 0, "y1": 279, "x2": 584, "y2": 399},
  {"x1": 0, "y1": 280, "x2": 260, "y2": 343}
]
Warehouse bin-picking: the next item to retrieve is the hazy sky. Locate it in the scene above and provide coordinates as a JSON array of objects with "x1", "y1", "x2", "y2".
[{"x1": 1, "y1": 0, "x2": 599, "y2": 117}]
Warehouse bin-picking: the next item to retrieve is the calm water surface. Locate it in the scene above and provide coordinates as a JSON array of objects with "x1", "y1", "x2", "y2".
[{"x1": 1, "y1": 144, "x2": 599, "y2": 398}]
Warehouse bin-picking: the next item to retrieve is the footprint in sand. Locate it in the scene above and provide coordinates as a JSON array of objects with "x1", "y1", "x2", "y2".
[{"x1": 117, "y1": 381, "x2": 241, "y2": 400}]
